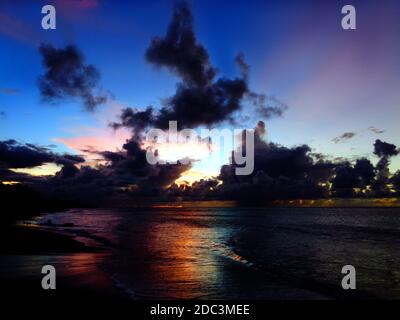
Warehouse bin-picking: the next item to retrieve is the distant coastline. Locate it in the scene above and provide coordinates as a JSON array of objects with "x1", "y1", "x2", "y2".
[{"x1": 102, "y1": 198, "x2": 400, "y2": 209}]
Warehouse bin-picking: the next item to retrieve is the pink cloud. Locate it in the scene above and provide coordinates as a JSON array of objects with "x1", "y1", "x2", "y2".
[{"x1": 55, "y1": 127, "x2": 131, "y2": 161}]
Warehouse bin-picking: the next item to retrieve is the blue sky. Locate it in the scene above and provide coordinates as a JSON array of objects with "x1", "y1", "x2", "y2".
[{"x1": 1, "y1": 0, "x2": 400, "y2": 176}]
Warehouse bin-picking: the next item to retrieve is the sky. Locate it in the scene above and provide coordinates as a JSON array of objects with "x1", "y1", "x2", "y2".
[{"x1": 1, "y1": 0, "x2": 400, "y2": 182}]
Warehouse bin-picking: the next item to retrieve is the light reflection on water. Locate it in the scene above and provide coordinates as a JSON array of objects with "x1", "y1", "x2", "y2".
[
  {"x1": 143, "y1": 219, "x2": 221, "y2": 299},
  {"x1": 36, "y1": 207, "x2": 400, "y2": 299}
]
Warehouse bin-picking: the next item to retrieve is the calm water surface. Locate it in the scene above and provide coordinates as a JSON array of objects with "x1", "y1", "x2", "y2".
[{"x1": 36, "y1": 207, "x2": 400, "y2": 299}]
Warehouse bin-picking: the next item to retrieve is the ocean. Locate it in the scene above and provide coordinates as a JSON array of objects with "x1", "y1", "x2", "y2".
[{"x1": 32, "y1": 206, "x2": 400, "y2": 299}]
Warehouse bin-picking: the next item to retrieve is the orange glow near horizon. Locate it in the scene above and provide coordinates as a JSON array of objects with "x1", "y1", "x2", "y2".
[
  {"x1": 152, "y1": 204, "x2": 184, "y2": 208},
  {"x1": 10, "y1": 162, "x2": 62, "y2": 176},
  {"x1": 1, "y1": 181, "x2": 21, "y2": 185},
  {"x1": 143, "y1": 138, "x2": 212, "y2": 163},
  {"x1": 175, "y1": 169, "x2": 217, "y2": 186}
]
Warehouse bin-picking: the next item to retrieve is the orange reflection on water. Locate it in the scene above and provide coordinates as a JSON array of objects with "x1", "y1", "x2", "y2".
[
  {"x1": 57, "y1": 253, "x2": 117, "y2": 292},
  {"x1": 152, "y1": 204, "x2": 184, "y2": 209},
  {"x1": 145, "y1": 211, "x2": 220, "y2": 299}
]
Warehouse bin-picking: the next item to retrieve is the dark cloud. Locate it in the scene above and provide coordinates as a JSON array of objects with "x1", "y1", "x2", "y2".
[
  {"x1": 332, "y1": 132, "x2": 356, "y2": 143},
  {"x1": 99, "y1": 151, "x2": 126, "y2": 164},
  {"x1": 0, "y1": 166, "x2": 45, "y2": 185},
  {"x1": 248, "y1": 94, "x2": 289, "y2": 120},
  {"x1": 114, "y1": 2, "x2": 252, "y2": 131},
  {"x1": 0, "y1": 140, "x2": 85, "y2": 181},
  {"x1": 0, "y1": 122, "x2": 192, "y2": 204},
  {"x1": 145, "y1": 1, "x2": 216, "y2": 87},
  {"x1": 353, "y1": 158, "x2": 375, "y2": 187},
  {"x1": 55, "y1": 162, "x2": 80, "y2": 179},
  {"x1": 0, "y1": 140, "x2": 100, "y2": 203},
  {"x1": 115, "y1": 138, "x2": 191, "y2": 187},
  {"x1": 330, "y1": 163, "x2": 358, "y2": 197},
  {"x1": 373, "y1": 139, "x2": 398, "y2": 157},
  {"x1": 55, "y1": 154, "x2": 85, "y2": 166},
  {"x1": 0, "y1": 140, "x2": 54, "y2": 168},
  {"x1": 211, "y1": 123, "x2": 335, "y2": 203},
  {"x1": 53, "y1": 154, "x2": 86, "y2": 179},
  {"x1": 113, "y1": 82, "x2": 249, "y2": 131},
  {"x1": 235, "y1": 53, "x2": 250, "y2": 79},
  {"x1": 49, "y1": 166, "x2": 115, "y2": 203},
  {"x1": 155, "y1": 78, "x2": 247, "y2": 129},
  {"x1": 391, "y1": 171, "x2": 400, "y2": 194},
  {"x1": 38, "y1": 44, "x2": 107, "y2": 111},
  {"x1": 167, "y1": 178, "x2": 220, "y2": 199},
  {"x1": 172, "y1": 127, "x2": 398, "y2": 201},
  {"x1": 258, "y1": 105, "x2": 287, "y2": 119},
  {"x1": 42, "y1": 137, "x2": 193, "y2": 203},
  {"x1": 110, "y1": 107, "x2": 155, "y2": 137},
  {"x1": 372, "y1": 139, "x2": 399, "y2": 195},
  {"x1": 329, "y1": 158, "x2": 378, "y2": 198}
]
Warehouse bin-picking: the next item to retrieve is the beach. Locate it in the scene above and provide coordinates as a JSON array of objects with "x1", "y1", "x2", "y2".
[{"x1": 0, "y1": 226, "x2": 128, "y2": 302}]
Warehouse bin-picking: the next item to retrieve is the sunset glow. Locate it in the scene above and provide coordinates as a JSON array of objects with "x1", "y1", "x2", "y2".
[
  {"x1": 10, "y1": 163, "x2": 62, "y2": 176},
  {"x1": 1, "y1": 0, "x2": 400, "y2": 307},
  {"x1": 175, "y1": 169, "x2": 217, "y2": 186}
]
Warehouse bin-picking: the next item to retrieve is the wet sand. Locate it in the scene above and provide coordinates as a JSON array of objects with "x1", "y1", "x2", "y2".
[{"x1": 0, "y1": 226, "x2": 128, "y2": 303}]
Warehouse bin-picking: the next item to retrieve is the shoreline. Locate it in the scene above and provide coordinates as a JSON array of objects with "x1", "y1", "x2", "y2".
[
  {"x1": 0, "y1": 225, "x2": 102, "y2": 254},
  {"x1": 0, "y1": 225, "x2": 130, "y2": 302}
]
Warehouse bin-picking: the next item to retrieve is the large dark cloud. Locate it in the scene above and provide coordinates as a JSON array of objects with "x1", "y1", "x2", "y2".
[
  {"x1": 169, "y1": 123, "x2": 399, "y2": 202},
  {"x1": 48, "y1": 166, "x2": 115, "y2": 203},
  {"x1": 43, "y1": 136, "x2": 192, "y2": 203},
  {"x1": 115, "y1": 78, "x2": 248, "y2": 131},
  {"x1": 329, "y1": 158, "x2": 376, "y2": 198},
  {"x1": 109, "y1": 138, "x2": 191, "y2": 188},
  {"x1": 0, "y1": 138, "x2": 189, "y2": 205},
  {"x1": 105, "y1": 2, "x2": 289, "y2": 202},
  {"x1": 0, "y1": 140, "x2": 85, "y2": 170},
  {"x1": 206, "y1": 122, "x2": 336, "y2": 203},
  {"x1": 0, "y1": 139, "x2": 86, "y2": 191},
  {"x1": 328, "y1": 141, "x2": 398, "y2": 198},
  {"x1": 156, "y1": 78, "x2": 247, "y2": 129},
  {"x1": 146, "y1": 1, "x2": 216, "y2": 87},
  {"x1": 0, "y1": 140, "x2": 54, "y2": 168},
  {"x1": 38, "y1": 44, "x2": 107, "y2": 111},
  {"x1": 113, "y1": 2, "x2": 254, "y2": 131},
  {"x1": 0, "y1": 140, "x2": 90, "y2": 202}
]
